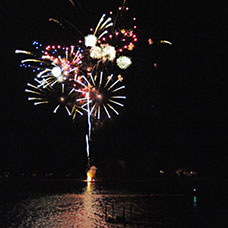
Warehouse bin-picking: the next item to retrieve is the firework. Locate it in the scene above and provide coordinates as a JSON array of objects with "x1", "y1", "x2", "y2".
[
  {"x1": 16, "y1": 41, "x2": 86, "y2": 116},
  {"x1": 85, "y1": 34, "x2": 98, "y2": 47},
  {"x1": 16, "y1": 42, "x2": 83, "y2": 86},
  {"x1": 74, "y1": 71, "x2": 126, "y2": 121},
  {"x1": 116, "y1": 56, "x2": 132, "y2": 69},
  {"x1": 82, "y1": 7, "x2": 138, "y2": 70},
  {"x1": 25, "y1": 80, "x2": 83, "y2": 116},
  {"x1": 16, "y1": 0, "x2": 139, "y2": 175}
]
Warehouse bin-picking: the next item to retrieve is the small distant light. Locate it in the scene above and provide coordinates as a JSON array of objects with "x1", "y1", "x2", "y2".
[
  {"x1": 154, "y1": 63, "x2": 158, "y2": 68},
  {"x1": 193, "y1": 188, "x2": 196, "y2": 192},
  {"x1": 148, "y1": 38, "x2": 153, "y2": 45},
  {"x1": 193, "y1": 196, "x2": 197, "y2": 207},
  {"x1": 60, "y1": 97, "x2": 65, "y2": 102}
]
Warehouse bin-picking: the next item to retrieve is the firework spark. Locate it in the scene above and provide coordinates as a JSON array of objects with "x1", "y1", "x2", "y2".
[{"x1": 160, "y1": 40, "x2": 172, "y2": 45}]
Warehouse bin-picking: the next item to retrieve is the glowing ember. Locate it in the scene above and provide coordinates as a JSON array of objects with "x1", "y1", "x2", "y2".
[
  {"x1": 87, "y1": 166, "x2": 97, "y2": 182},
  {"x1": 148, "y1": 38, "x2": 153, "y2": 45}
]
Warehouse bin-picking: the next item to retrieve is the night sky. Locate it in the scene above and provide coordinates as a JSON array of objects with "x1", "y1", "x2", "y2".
[{"x1": 0, "y1": 1, "x2": 227, "y2": 177}]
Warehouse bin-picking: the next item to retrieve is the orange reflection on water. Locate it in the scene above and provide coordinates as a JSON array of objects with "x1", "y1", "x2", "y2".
[
  {"x1": 47, "y1": 182, "x2": 108, "y2": 228},
  {"x1": 86, "y1": 180, "x2": 93, "y2": 192}
]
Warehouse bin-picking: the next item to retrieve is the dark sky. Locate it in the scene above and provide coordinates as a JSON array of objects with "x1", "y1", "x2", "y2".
[{"x1": 0, "y1": 1, "x2": 227, "y2": 176}]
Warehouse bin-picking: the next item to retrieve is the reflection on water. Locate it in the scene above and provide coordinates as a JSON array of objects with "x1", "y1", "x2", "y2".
[
  {"x1": 10, "y1": 183, "x2": 109, "y2": 228},
  {"x1": 6, "y1": 182, "x2": 187, "y2": 228},
  {"x1": 2, "y1": 180, "x2": 228, "y2": 227},
  {"x1": 73, "y1": 182, "x2": 107, "y2": 228}
]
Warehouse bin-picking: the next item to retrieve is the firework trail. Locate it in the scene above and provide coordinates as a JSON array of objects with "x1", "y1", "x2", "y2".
[{"x1": 86, "y1": 134, "x2": 90, "y2": 168}]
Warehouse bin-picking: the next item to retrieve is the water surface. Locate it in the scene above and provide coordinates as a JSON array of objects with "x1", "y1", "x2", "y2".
[{"x1": 0, "y1": 179, "x2": 227, "y2": 227}]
